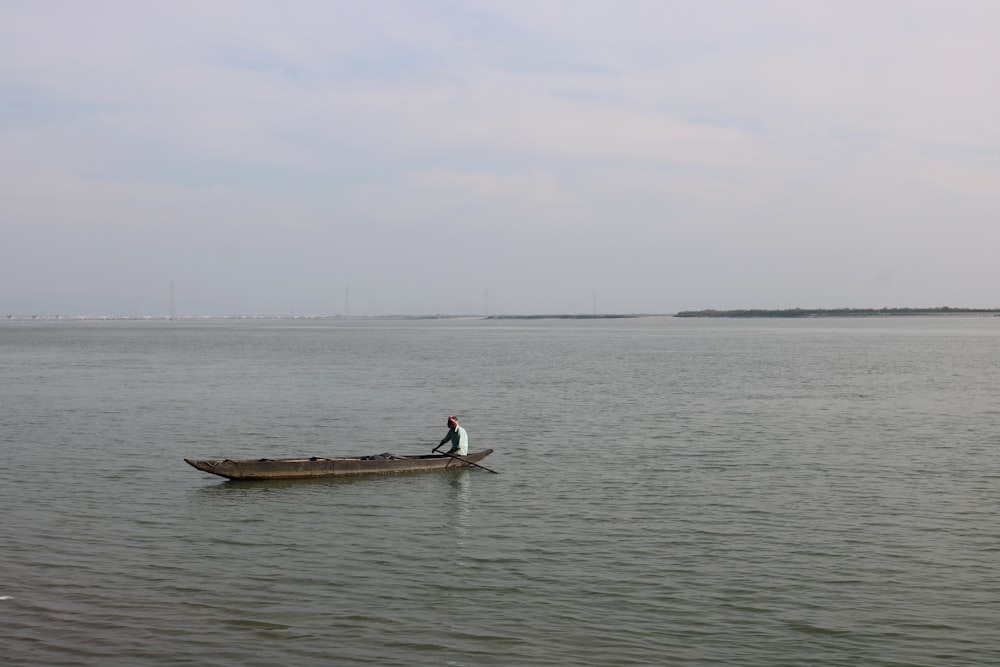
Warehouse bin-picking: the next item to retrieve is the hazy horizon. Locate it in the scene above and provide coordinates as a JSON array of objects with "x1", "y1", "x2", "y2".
[
  {"x1": 8, "y1": 305, "x2": 1000, "y2": 321},
  {"x1": 4, "y1": 2, "x2": 1000, "y2": 316}
]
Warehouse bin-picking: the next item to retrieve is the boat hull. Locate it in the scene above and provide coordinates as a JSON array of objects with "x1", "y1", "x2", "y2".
[{"x1": 184, "y1": 449, "x2": 494, "y2": 480}]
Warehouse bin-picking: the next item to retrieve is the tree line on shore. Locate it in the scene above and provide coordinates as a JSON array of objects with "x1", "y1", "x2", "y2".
[{"x1": 675, "y1": 307, "x2": 1000, "y2": 318}]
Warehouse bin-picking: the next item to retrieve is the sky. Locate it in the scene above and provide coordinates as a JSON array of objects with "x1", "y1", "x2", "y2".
[{"x1": 3, "y1": 0, "x2": 1000, "y2": 316}]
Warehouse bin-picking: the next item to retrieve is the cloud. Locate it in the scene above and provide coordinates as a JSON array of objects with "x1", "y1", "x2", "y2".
[{"x1": 3, "y1": 1, "x2": 1000, "y2": 314}]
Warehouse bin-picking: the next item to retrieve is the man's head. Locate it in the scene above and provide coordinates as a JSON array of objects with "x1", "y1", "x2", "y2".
[{"x1": 447, "y1": 415, "x2": 458, "y2": 428}]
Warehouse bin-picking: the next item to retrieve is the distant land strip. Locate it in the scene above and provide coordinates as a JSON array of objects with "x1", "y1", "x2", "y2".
[
  {"x1": 675, "y1": 307, "x2": 1000, "y2": 318},
  {"x1": 486, "y1": 314, "x2": 645, "y2": 320}
]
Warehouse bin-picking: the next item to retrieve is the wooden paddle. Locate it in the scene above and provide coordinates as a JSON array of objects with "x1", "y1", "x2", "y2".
[{"x1": 432, "y1": 445, "x2": 499, "y2": 474}]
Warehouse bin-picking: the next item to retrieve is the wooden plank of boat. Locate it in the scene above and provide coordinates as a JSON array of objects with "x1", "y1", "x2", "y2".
[{"x1": 184, "y1": 448, "x2": 495, "y2": 480}]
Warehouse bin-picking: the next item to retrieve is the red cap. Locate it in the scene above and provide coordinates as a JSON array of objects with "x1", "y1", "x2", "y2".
[{"x1": 447, "y1": 415, "x2": 457, "y2": 426}]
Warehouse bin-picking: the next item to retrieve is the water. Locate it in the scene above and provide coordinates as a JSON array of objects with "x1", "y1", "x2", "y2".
[{"x1": 2, "y1": 317, "x2": 999, "y2": 666}]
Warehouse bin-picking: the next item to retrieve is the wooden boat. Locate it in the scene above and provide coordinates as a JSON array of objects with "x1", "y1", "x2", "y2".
[{"x1": 184, "y1": 449, "x2": 495, "y2": 480}]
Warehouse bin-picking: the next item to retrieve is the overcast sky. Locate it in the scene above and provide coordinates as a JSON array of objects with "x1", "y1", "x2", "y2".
[{"x1": 3, "y1": 1, "x2": 999, "y2": 316}]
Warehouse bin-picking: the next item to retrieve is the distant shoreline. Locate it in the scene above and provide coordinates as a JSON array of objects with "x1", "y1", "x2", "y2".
[
  {"x1": 674, "y1": 308, "x2": 1000, "y2": 318},
  {"x1": 7, "y1": 308, "x2": 1000, "y2": 322},
  {"x1": 485, "y1": 314, "x2": 647, "y2": 320},
  {"x1": 5, "y1": 313, "x2": 658, "y2": 322}
]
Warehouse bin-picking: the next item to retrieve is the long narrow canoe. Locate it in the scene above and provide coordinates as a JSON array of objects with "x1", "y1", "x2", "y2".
[{"x1": 184, "y1": 449, "x2": 494, "y2": 480}]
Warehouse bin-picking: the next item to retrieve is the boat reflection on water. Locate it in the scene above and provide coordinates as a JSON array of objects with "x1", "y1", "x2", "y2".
[{"x1": 448, "y1": 468, "x2": 472, "y2": 541}]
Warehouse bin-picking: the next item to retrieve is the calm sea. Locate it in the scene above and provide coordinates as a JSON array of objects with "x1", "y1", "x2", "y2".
[{"x1": 2, "y1": 317, "x2": 999, "y2": 666}]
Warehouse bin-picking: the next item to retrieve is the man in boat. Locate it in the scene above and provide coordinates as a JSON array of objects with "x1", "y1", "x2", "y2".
[{"x1": 438, "y1": 415, "x2": 469, "y2": 457}]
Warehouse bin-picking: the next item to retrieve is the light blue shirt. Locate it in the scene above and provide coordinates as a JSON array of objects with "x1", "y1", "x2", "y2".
[{"x1": 440, "y1": 424, "x2": 469, "y2": 456}]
